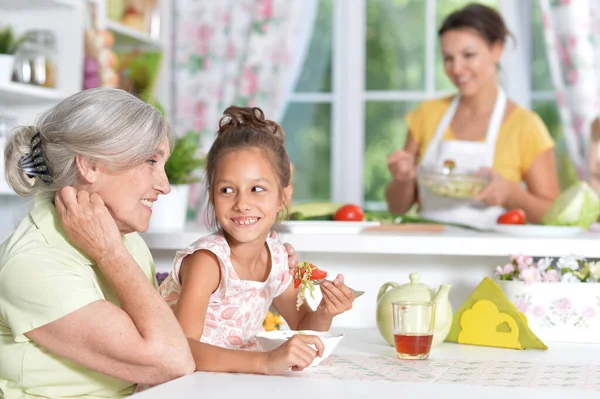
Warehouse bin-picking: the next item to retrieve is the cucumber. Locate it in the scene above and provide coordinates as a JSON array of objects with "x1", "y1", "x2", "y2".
[{"x1": 288, "y1": 202, "x2": 342, "y2": 220}]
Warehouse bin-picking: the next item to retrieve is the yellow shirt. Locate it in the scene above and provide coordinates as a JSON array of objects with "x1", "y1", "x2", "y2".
[
  {"x1": 0, "y1": 198, "x2": 157, "y2": 399},
  {"x1": 405, "y1": 96, "x2": 555, "y2": 182}
]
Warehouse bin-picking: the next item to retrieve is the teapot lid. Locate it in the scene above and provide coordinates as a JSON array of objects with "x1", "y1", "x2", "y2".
[{"x1": 399, "y1": 273, "x2": 431, "y2": 293}]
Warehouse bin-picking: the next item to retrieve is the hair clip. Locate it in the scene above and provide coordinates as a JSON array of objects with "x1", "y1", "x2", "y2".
[{"x1": 20, "y1": 132, "x2": 53, "y2": 183}]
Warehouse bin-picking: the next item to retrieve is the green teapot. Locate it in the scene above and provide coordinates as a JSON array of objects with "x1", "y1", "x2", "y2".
[{"x1": 376, "y1": 273, "x2": 452, "y2": 347}]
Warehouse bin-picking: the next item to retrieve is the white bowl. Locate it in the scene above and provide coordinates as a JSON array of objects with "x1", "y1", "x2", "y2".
[{"x1": 255, "y1": 330, "x2": 344, "y2": 367}]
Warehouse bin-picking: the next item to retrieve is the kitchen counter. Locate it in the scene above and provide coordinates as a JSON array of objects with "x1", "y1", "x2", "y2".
[
  {"x1": 135, "y1": 328, "x2": 600, "y2": 399},
  {"x1": 141, "y1": 225, "x2": 600, "y2": 257},
  {"x1": 141, "y1": 225, "x2": 600, "y2": 329}
]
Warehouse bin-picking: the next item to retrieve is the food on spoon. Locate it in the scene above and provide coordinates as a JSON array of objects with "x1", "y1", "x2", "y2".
[
  {"x1": 293, "y1": 261, "x2": 327, "y2": 310},
  {"x1": 334, "y1": 204, "x2": 364, "y2": 221},
  {"x1": 442, "y1": 159, "x2": 456, "y2": 174},
  {"x1": 541, "y1": 181, "x2": 600, "y2": 229},
  {"x1": 497, "y1": 209, "x2": 526, "y2": 225}
]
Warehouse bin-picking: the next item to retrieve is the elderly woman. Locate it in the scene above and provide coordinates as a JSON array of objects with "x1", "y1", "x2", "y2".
[{"x1": 0, "y1": 88, "x2": 195, "y2": 398}]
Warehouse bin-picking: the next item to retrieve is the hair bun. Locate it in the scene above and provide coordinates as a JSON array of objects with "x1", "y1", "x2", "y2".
[{"x1": 218, "y1": 106, "x2": 285, "y2": 141}]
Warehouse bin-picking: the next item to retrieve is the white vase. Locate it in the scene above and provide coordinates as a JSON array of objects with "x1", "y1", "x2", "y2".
[
  {"x1": 498, "y1": 280, "x2": 600, "y2": 344},
  {"x1": 0, "y1": 54, "x2": 14, "y2": 84},
  {"x1": 147, "y1": 184, "x2": 190, "y2": 232}
]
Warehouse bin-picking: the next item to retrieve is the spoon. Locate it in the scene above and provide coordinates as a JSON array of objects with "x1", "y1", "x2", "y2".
[{"x1": 312, "y1": 279, "x2": 365, "y2": 299}]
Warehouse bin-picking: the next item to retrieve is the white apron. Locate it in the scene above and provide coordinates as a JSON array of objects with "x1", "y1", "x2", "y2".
[{"x1": 418, "y1": 89, "x2": 507, "y2": 229}]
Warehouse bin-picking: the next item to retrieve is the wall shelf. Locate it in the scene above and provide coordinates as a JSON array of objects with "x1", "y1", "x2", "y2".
[
  {"x1": 0, "y1": 0, "x2": 77, "y2": 9},
  {"x1": 106, "y1": 20, "x2": 162, "y2": 51},
  {"x1": 0, "y1": 82, "x2": 65, "y2": 105}
]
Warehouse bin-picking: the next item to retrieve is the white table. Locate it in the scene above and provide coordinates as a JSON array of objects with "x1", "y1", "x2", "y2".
[{"x1": 135, "y1": 328, "x2": 600, "y2": 399}]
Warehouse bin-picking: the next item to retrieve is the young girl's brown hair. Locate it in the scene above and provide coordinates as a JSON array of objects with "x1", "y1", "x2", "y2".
[{"x1": 204, "y1": 106, "x2": 291, "y2": 230}]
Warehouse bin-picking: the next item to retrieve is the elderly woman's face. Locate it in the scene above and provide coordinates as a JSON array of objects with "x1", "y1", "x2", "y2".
[
  {"x1": 440, "y1": 28, "x2": 503, "y2": 97},
  {"x1": 92, "y1": 139, "x2": 171, "y2": 234}
]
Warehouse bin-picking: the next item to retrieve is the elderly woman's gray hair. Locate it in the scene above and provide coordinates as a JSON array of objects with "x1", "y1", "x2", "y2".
[{"x1": 4, "y1": 88, "x2": 174, "y2": 200}]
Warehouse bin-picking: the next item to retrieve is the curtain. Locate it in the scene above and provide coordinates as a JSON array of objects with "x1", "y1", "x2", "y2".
[
  {"x1": 539, "y1": 0, "x2": 600, "y2": 177},
  {"x1": 172, "y1": 0, "x2": 317, "y2": 223}
]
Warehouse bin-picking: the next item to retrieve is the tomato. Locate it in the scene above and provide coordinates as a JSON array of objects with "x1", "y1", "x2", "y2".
[
  {"x1": 293, "y1": 263, "x2": 328, "y2": 288},
  {"x1": 334, "y1": 204, "x2": 364, "y2": 221},
  {"x1": 497, "y1": 209, "x2": 526, "y2": 225},
  {"x1": 310, "y1": 268, "x2": 327, "y2": 281}
]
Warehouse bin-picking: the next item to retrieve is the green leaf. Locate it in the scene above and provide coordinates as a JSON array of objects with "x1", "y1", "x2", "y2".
[
  {"x1": 165, "y1": 131, "x2": 206, "y2": 185},
  {"x1": 0, "y1": 26, "x2": 20, "y2": 55}
]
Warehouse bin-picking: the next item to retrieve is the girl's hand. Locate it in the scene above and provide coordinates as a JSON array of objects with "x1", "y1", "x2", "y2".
[
  {"x1": 263, "y1": 334, "x2": 324, "y2": 375},
  {"x1": 474, "y1": 167, "x2": 514, "y2": 207},
  {"x1": 318, "y1": 274, "x2": 354, "y2": 317},
  {"x1": 54, "y1": 186, "x2": 124, "y2": 262}
]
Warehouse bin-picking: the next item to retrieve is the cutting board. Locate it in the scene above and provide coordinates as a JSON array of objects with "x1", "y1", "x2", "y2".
[{"x1": 362, "y1": 223, "x2": 445, "y2": 233}]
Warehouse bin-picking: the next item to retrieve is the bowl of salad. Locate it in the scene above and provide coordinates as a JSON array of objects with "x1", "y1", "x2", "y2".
[
  {"x1": 418, "y1": 167, "x2": 487, "y2": 199},
  {"x1": 255, "y1": 330, "x2": 345, "y2": 367}
]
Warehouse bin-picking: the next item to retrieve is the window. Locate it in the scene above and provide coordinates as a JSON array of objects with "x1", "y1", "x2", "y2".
[{"x1": 281, "y1": 0, "x2": 563, "y2": 206}]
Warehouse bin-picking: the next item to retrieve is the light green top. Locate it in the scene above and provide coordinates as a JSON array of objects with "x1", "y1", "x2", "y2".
[{"x1": 0, "y1": 198, "x2": 157, "y2": 399}]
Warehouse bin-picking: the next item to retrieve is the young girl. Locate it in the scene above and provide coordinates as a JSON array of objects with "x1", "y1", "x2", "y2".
[{"x1": 159, "y1": 106, "x2": 354, "y2": 375}]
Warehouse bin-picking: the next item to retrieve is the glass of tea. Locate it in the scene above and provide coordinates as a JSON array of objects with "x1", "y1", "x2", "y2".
[{"x1": 392, "y1": 301, "x2": 436, "y2": 360}]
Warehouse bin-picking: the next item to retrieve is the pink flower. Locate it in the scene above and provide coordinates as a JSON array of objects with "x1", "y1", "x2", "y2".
[
  {"x1": 495, "y1": 263, "x2": 515, "y2": 276},
  {"x1": 257, "y1": 0, "x2": 273, "y2": 19},
  {"x1": 542, "y1": 269, "x2": 561, "y2": 282},
  {"x1": 532, "y1": 306, "x2": 545, "y2": 318},
  {"x1": 239, "y1": 66, "x2": 259, "y2": 97},
  {"x1": 568, "y1": 69, "x2": 578, "y2": 85},
  {"x1": 226, "y1": 43, "x2": 237, "y2": 60},
  {"x1": 514, "y1": 298, "x2": 529, "y2": 313},
  {"x1": 556, "y1": 90, "x2": 566, "y2": 107},
  {"x1": 513, "y1": 255, "x2": 533, "y2": 271},
  {"x1": 583, "y1": 307, "x2": 596, "y2": 319},
  {"x1": 520, "y1": 268, "x2": 542, "y2": 283},
  {"x1": 560, "y1": 0, "x2": 571, "y2": 5},
  {"x1": 193, "y1": 102, "x2": 206, "y2": 132},
  {"x1": 542, "y1": 13, "x2": 551, "y2": 29},
  {"x1": 555, "y1": 297, "x2": 572, "y2": 312}
]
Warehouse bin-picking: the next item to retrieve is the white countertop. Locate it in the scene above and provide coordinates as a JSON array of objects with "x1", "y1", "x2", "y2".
[
  {"x1": 140, "y1": 225, "x2": 600, "y2": 257},
  {"x1": 135, "y1": 328, "x2": 600, "y2": 399}
]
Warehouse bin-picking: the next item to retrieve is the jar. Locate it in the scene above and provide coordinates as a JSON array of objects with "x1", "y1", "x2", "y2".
[{"x1": 11, "y1": 30, "x2": 57, "y2": 88}]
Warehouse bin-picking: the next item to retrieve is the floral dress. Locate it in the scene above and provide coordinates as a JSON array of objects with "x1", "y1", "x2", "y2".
[
  {"x1": 160, "y1": 232, "x2": 292, "y2": 350},
  {"x1": 135, "y1": 233, "x2": 292, "y2": 393}
]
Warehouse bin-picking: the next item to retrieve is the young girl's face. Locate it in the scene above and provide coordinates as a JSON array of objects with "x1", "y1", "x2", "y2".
[
  {"x1": 212, "y1": 147, "x2": 291, "y2": 245},
  {"x1": 440, "y1": 28, "x2": 502, "y2": 97}
]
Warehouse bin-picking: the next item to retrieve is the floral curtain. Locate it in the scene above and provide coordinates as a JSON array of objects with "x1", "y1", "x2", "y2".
[
  {"x1": 173, "y1": 0, "x2": 316, "y2": 223},
  {"x1": 538, "y1": 0, "x2": 600, "y2": 177}
]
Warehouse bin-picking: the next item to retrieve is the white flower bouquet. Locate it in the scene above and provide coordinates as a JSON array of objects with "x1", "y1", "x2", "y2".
[{"x1": 494, "y1": 254, "x2": 600, "y2": 284}]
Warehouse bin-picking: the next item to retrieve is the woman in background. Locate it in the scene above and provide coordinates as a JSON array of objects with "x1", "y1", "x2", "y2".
[{"x1": 385, "y1": 3, "x2": 559, "y2": 227}]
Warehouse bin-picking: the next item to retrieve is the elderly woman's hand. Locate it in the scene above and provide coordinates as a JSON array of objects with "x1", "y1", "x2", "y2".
[
  {"x1": 474, "y1": 167, "x2": 515, "y2": 207},
  {"x1": 270, "y1": 231, "x2": 299, "y2": 273},
  {"x1": 55, "y1": 186, "x2": 124, "y2": 262}
]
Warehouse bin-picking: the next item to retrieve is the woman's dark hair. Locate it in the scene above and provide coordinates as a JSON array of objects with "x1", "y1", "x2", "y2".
[
  {"x1": 204, "y1": 106, "x2": 291, "y2": 230},
  {"x1": 438, "y1": 3, "x2": 512, "y2": 46}
]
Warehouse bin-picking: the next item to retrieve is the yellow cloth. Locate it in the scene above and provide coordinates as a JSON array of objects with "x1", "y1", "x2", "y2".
[
  {"x1": 0, "y1": 198, "x2": 157, "y2": 399},
  {"x1": 445, "y1": 278, "x2": 547, "y2": 350},
  {"x1": 405, "y1": 96, "x2": 555, "y2": 182}
]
